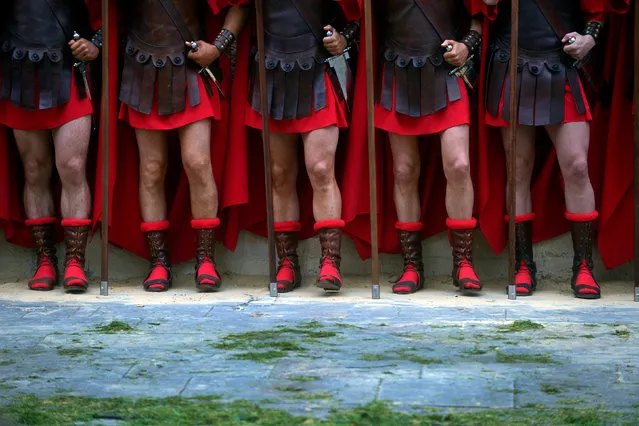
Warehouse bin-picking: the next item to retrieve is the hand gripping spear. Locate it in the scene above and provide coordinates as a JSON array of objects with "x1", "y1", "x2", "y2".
[
  {"x1": 255, "y1": 0, "x2": 278, "y2": 297},
  {"x1": 507, "y1": 0, "x2": 519, "y2": 300},
  {"x1": 634, "y1": 0, "x2": 639, "y2": 302},
  {"x1": 362, "y1": 0, "x2": 380, "y2": 299}
]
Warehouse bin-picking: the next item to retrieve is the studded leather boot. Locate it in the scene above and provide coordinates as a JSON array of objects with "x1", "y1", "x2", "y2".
[
  {"x1": 393, "y1": 222, "x2": 424, "y2": 294},
  {"x1": 448, "y1": 218, "x2": 481, "y2": 292},
  {"x1": 142, "y1": 221, "x2": 172, "y2": 292},
  {"x1": 274, "y1": 222, "x2": 302, "y2": 293},
  {"x1": 62, "y1": 219, "x2": 91, "y2": 293},
  {"x1": 315, "y1": 220, "x2": 345, "y2": 291},
  {"x1": 567, "y1": 212, "x2": 600, "y2": 299},
  {"x1": 26, "y1": 217, "x2": 58, "y2": 291},
  {"x1": 193, "y1": 218, "x2": 222, "y2": 292}
]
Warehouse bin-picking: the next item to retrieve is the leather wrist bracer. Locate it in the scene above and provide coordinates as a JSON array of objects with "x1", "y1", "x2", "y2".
[
  {"x1": 584, "y1": 21, "x2": 602, "y2": 44},
  {"x1": 461, "y1": 30, "x2": 481, "y2": 53},
  {"x1": 341, "y1": 21, "x2": 360, "y2": 47},
  {"x1": 91, "y1": 27, "x2": 103, "y2": 50},
  {"x1": 213, "y1": 28, "x2": 235, "y2": 54}
]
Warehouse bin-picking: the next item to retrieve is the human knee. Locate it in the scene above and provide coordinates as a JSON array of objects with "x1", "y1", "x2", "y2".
[
  {"x1": 140, "y1": 158, "x2": 167, "y2": 189},
  {"x1": 271, "y1": 162, "x2": 296, "y2": 191},
  {"x1": 183, "y1": 153, "x2": 212, "y2": 182},
  {"x1": 393, "y1": 160, "x2": 419, "y2": 189},
  {"x1": 443, "y1": 157, "x2": 470, "y2": 184},
  {"x1": 308, "y1": 159, "x2": 334, "y2": 188},
  {"x1": 564, "y1": 156, "x2": 589, "y2": 184},
  {"x1": 57, "y1": 155, "x2": 86, "y2": 185},
  {"x1": 22, "y1": 155, "x2": 52, "y2": 186}
]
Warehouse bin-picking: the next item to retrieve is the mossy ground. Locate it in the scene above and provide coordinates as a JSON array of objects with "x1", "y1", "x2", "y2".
[{"x1": 1, "y1": 395, "x2": 636, "y2": 426}]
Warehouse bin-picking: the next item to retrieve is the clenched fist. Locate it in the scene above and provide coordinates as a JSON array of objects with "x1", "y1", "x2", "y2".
[
  {"x1": 322, "y1": 25, "x2": 347, "y2": 56},
  {"x1": 185, "y1": 41, "x2": 220, "y2": 68},
  {"x1": 442, "y1": 40, "x2": 469, "y2": 67},
  {"x1": 562, "y1": 32, "x2": 595, "y2": 61},
  {"x1": 69, "y1": 38, "x2": 99, "y2": 62}
]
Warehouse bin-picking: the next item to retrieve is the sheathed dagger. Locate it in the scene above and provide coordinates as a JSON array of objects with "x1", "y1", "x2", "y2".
[
  {"x1": 73, "y1": 31, "x2": 92, "y2": 101},
  {"x1": 445, "y1": 43, "x2": 476, "y2": 90},
  {"x1": 325, "y1": 30, "x2": 353, "y2": 111},
  {"x1": 189, "y1": 41, "x2": 225, "y2": 99}
]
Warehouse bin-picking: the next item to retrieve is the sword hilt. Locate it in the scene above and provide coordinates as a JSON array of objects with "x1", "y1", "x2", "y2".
[
  {"x1": 189, "y1": 41, "x2": 199, "y2": 53},
  {"x1": 73, "y1": 31, "x2": 81, "y2": 41}
]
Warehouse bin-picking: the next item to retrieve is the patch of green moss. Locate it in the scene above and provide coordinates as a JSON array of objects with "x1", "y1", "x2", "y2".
[
  {"x1": 581, "y1": 334, "x2": 595, "y2": 339},
  {"x1": 465, "y1": 346, "x2": 489, "y2": 356},
  {"x1": 360, "y1": 353, "x2": 385, "y2": 362},
  {"x1": 613, "y1": 329, "x2": 630, "y2": 338},
  {"x1": 496, "y1": 352, "x2": 556, "y2": 364},
  {"x1": 3, "y1": 395, "x2": 637, "y2": 426},
  {"x1": 499, "y1": 320, "x2": 544, "y2": 333},
  {"x1": 583, "y1": 324, "x2": 600, "y2": 328},
  {"x1": 290, "y1": 392, "x2": 332, "y2": 400},
  {"x1": 557, "y1": 398, "x2": 584, "y2": 405},
  {"x1": 56, "y1": 347, "x2": 98, "y2": 357},
  {"x1": 274, "y1": 385, "x2": 305, "y2": 393},
  {"x1": 0, "y1": 360, "x2": 15, "y2": 366},
  {"x1": 91, "y1": 321, "x2": 136, "y2": 334},
  {"x1": 287, "y1": 376, "x2": 320, "y2": 382},
  {"x1": 541, "y1": 385, "x2": 563, "y2": 395},
  {"x1": 333, "y1": 323, "x2": 361, "y2": 329},
  {"x1": 0, "y1": 383, "x2": 17, "y2": 390},
  {"x1": 230, "y1": 350, "x2": 288, "y2": 362}
]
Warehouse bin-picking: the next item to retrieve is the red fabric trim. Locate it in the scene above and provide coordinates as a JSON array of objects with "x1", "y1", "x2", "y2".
[
  {"x1": 375, "y1": 77, "x2": 470, "y2": 136},
  {"x1": 314, "y1": 219, "x2": 345, "y2": 231},
  {"x1": 275, "y1": 221, "x2": 302, "y2": 232},
  {"x1": 245, "y1": 73, "x2": 348, "y2": 134},
  {"x1": 485, "y1": 81, "x2": 591, "y2": 127},
  {"x1": 504, "y1": 213, "x2": 536, "y2": 224},
  {"x1": 0, "y1": 75, "x2": 93, "y2": 131},
  {"x1": 118, "y1": 76, "x2": 220, "y2": 130},
  {"x1": 565, "y1": 211, "x2": 599, "y2": 222},
  {"x1": 191, "y1": 218, "x2": 221, "y2": 229},
  {"x1": 446, "y1": 218, "x2": 477, "y2": 230},
  {"x1": 140, "y1": 221, "x2": 170, "y2": 233},
  {"x1": 395, "y1": 222, "x2": 423, "y2": 232},
  {"x1": 61, "y1": 219, "x2": 92, "y2": 227},
  {"x1": 25, "y1": 217, "x2": 57, "y2": 226}
]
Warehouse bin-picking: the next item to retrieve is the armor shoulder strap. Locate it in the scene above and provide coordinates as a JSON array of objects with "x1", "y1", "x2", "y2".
[
  {"x1": 413, "y1": 0, "x2": 457, "y2": 41},
  {"x1": 534, "y1": 0, "x2": 570, "y2": 40},
  {"x1": 157, "y1": 0, "x2": 196, "y2": 43},
  {"x1": 289, "y1": 0, "x2": 328, "y2": 43}
]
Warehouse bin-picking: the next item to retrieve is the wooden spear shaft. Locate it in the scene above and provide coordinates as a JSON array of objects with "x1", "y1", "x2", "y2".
[
  {"x1": 507, "y1": 0, "x2": 519, "y2": 300},
  {"x1": 100, "y1": 0, "x2": 110, "y2": 296},
  {"x1": 634, "y1": 0, "x2": 639, "y2": 301},
  {"x1": 363, "y1": 0, "x2": 380, "y2": 299},
  {"x1": 255, "y1": 0, "x2": 278, "y2": 296}
]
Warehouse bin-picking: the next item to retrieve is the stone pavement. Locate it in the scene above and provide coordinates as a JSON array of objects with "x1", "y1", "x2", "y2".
[{"x1": 0, "y1": 297, "x2": 638, "y2": 418}]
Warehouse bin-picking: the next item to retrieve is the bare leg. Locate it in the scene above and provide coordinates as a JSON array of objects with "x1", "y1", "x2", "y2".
[
  {"x1": 302, "y1": 125, "x2": 341, "y2": 220},
  {"x1": 440, "y1": 124, "x2": 473, "y2": 220},
  {"x1": 52, "y1": 115, "x2": 92, "y2": 218},
  {"x1": 178, "y1": 119, "x2": 218, "y2": 219},
  {"x1": 13, "y1": 130, "x2": 54, "y2": 219},
  {"x1": 270, "y1": 132, "x2": 300, "y2": 222},
  {"x1": 500, "y1": 126, "x2": 536, "y2": 216},
  {"x1": 546, "y1": 122, "x2": 595, "y2": 213},
  {"x1": 388, "y1": 133, "x2": 420, "y2": 222},
  {"x1": 136, "y1": 129, "x2": 169, "y2": 222}
]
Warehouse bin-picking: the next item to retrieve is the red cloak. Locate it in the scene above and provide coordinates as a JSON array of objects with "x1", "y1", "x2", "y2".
[
  {"x1": 105, "y1": 1, "x2": 252, "y2": 264},
  {"x1": 0, "y1": 0, "x2": 102, "y2": 246},
  {"x1": 596, "y1": 0, "x2": 634, "y2": 268},
  {"x1": 477, "y1": 0, "x2": 606, "y2": 256},
  {"x1": 229, "y1": 1, "x2": 364, "y2": 247},
  {"x1": 342, "y1": 0, "x2": 497, "y2": 259}
]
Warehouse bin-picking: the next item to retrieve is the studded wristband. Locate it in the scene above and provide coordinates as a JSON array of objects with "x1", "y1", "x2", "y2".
[
  {"x1": 341, "y1": 21, "x2": 360, "y2": 47},
  {"x1": 461, "y1": 30, "x2": 481, "y2": 53},
  {"x1": 584, "y1": 21, "x2": 602, "y2": 44},
  {"x1": 213, "y1": 28, "x2": 235, "y2": 54},
  {"x1": 90, "y1": 27, "x2": 103, "y2": 51}
]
